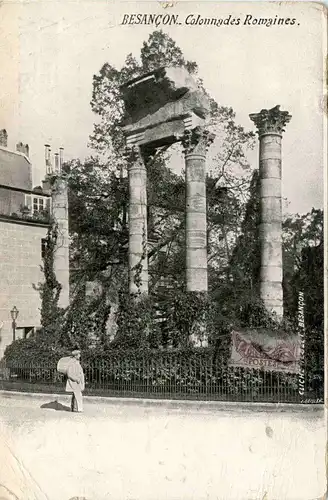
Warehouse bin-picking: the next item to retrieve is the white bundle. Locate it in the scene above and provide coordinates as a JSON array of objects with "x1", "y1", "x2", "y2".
[{"x1": 56, "y1": 356, "x2": 73, "y2": 375}]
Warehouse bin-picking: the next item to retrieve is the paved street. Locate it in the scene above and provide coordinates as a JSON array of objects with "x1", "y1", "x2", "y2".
[{"x1": 0, "y1": 392, "x2": 325, "y2": 500}]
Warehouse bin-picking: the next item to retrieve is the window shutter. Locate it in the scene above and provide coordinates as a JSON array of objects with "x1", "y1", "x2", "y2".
[{"x1": 25, "y1": 194, "x2": 32, "y2": 213}]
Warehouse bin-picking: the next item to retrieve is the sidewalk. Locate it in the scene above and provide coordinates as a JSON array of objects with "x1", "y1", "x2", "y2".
[
  {"x1": 0, "y1": 389, "x2": 324, "y2": 414},
  {"x1": 0, "y1": 390, "x2": 325, "y2": 500}
]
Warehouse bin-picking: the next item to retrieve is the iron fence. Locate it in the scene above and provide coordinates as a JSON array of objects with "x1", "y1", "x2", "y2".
[{"x1": 0, "y1": 350, "x2": 323, "y2": 403}]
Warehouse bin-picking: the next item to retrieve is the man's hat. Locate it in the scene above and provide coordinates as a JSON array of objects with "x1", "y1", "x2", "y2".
[{"x1": 71, "y1": 349, "x2": 80, "y2": 356}]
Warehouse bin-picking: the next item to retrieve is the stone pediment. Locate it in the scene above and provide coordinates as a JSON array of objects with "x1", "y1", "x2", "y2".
[{"x1": 120, "y1": 66, "x2": 210, "y2": 148}]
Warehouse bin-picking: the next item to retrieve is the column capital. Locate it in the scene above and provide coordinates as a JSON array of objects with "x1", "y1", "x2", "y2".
[
  {"x1": 249, "y1": 105, "x2": 291, "y2": 137},
  {"x1": 125, "y1": 145, "x2": 146, "y2": 168},
  {"x1": 181, "y1": 126, "x2": 215, "y2": 156}
]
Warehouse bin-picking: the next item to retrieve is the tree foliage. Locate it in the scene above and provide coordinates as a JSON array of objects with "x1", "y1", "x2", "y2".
[{"x1": 283, "y1": 208, "x2": 324, "y2": 327}]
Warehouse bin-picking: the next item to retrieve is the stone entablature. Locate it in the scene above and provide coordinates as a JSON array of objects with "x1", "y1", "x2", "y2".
[{"x1": 121, "y1": 66, "x2": 211, "y2": 150}]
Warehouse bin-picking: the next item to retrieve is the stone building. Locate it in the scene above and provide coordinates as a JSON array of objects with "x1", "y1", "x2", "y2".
[{"x1": 0, "y1": 130, "x2": 69, "y2": 357}]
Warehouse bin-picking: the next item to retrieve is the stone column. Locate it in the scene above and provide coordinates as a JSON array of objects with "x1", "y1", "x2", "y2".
[
  {"x1": 182, "y1": 127, "x2": 214, "y2": 292},
  {"x1": 51, "y1": 177, "x2": 70, "y2": 308},
  {"x1": 250, "y1": 106, "x2": 291, "y2": 318},
  {"x1": 128, "y1": 147, "x2": 148, "y2": 294}
]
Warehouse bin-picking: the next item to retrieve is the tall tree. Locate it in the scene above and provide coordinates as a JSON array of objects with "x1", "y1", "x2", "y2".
[{"x1": 283, "y1": 208, "x2": 324, "y2": 327}]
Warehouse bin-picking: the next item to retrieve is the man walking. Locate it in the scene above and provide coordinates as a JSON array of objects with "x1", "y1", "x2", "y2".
[{"x1": 66, "y1": 349, "x2": 85, "y2": 413}]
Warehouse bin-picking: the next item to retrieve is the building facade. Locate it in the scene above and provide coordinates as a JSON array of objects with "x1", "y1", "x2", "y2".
[{"x1": 0, "y1": 130, "x2": 69, "y2": 357}]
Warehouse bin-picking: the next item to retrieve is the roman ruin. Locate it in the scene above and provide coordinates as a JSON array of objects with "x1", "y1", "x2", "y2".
[
  {"x1": 120, "y1": 66, "x2": 214, "y2": 294},
  {"x1": 121, "y1": 69, "x2": 291, "y2": 320}
]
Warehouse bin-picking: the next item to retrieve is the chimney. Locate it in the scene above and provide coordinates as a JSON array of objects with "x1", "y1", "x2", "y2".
[
  {"x1": 54, "y1": 152, "x2": 59, "y2": 173},
  {"x1": 0, "y1": 129, "x2": 8, "y2": 147},
  {"x1": 16, "y1": 142, "x2": 24, "y2": 153},
  {"x1": 59, "y1": 147, "x2": 64, "y2": 170},
  {"x1": 45, "y1": 144, "x2": 52, "y2": 175},
  {"x1": 16, "y1": 142, "x2": 29, "y2": 157}
]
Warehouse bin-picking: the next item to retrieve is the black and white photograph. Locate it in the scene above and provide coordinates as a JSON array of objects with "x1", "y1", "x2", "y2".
[{"x1": 0, "y1": 1, "x2": 326, "y2": 499}]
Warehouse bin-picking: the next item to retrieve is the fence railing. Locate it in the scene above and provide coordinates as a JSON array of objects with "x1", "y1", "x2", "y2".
[{"x1": 0, "y1": 350, "x2": 323, "y2": 403}]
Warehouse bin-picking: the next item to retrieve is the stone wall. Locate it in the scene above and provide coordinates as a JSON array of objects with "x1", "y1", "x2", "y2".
[{"x1": 0, "y1": 218, "x2": 48, "y2": 356}]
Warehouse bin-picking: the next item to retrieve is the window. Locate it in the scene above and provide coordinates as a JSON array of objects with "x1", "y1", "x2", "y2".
[
  {"x1": 15, "y1": 327, "x2": 35, "y2": 340},
  {"x1": 33, "y1": 196, "x2": 44, "y2": 213},
  {"x1": 25, "y1": 195, "x2": 51, "y2": 215}
]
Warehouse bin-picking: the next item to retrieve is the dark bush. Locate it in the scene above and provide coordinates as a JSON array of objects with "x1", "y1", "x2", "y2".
[{"x1": 4, "y1": 334, "x2": 67, "y2": 365}]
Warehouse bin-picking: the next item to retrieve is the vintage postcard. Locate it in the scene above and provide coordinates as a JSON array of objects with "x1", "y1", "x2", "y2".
[{"x1": 0, "y1": 1, "x2": 326, "y2": 499}]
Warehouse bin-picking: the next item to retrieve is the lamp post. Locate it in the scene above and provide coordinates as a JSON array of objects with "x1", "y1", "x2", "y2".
[{"x1": 10, "y1": 306, "x2": 19, "y2": 342}]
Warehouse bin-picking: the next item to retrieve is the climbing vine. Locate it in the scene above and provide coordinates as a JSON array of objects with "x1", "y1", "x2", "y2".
[{"x1": 36, "y1": 220, "x2": 66, "y2": 346}]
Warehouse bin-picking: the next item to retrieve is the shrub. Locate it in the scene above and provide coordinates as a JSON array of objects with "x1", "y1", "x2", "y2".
[
  {"x1": 113, "y1": 292, "x2": 162, "y2": 350},
  {"x1": 4, "y1": 333, "x2": 67, "y2": 365}
]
